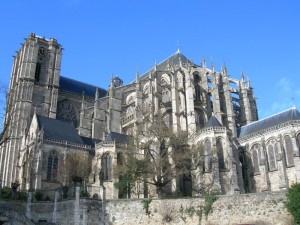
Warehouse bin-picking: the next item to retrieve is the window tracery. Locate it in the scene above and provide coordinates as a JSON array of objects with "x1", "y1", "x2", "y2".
[
  {"x1": 284, "y1": 135, "x2": 294, "y2": 166},
  {"x1": 251, "y1": 144, "x2": 260, "y2": 174},
  {"x1": 47, "y1": 152, "x2": 58, "y2": 181},
  {"x1": 195, "y1": 111, "x2": 205, "y2": 128},
  {"x1": 193, "y1": 73, "x2": 201, "y2": 101},
  {"x1": 163, "y1": 113, "x2": 172, "y2": 127},
  {"x1": 101, "y1": 153, "x2": 112, "y2": 181},
  {"x1": 57, "y1": 99, "x2": 77, "y2": 127},
  {"x1": 267, "y1": 144, "x2": 276, "y2": 171},
  {"x1": 162, "y1": 87, "x2": 171, "y2": 103}
]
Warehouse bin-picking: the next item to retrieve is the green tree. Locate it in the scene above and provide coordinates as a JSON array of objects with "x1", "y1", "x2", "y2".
[{"x1": 285, "y1": 183, "x2": 300, "y2": 224}]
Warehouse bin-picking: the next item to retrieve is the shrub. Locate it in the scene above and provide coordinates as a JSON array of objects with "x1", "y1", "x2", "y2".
[
  {"x1": 142, "y1": 199, "x2": 152, "y2": 215},
  {"x1": 92, "y1": 193, "x2": 99, "y2": 199},
  {"x1": 285, "y1": 183, "x2": 300, "y2": 224},
  {"x1": 33, "y1": 191, "x2": 43, "y2": 201},
  {"x1": 204, "y1": 194, "x2": 218, "y2": 219},
  {"x1": 17, "y1": 191, "x2": 27, "y2": 201},
  {"x1": 80, "y1": 190, "x2": 90, "y2": 198},
  {"x1": 1, "y1": 187, "x2": 12, "y2": 199}
]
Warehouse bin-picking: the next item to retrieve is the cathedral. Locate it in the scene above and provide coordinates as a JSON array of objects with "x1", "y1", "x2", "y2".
[{"x1": 1, "y1": 33, "x2": 300, "y2": 199}]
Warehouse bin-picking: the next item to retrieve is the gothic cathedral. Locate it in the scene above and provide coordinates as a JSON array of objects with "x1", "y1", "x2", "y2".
[{"x1": 1, "y1": 33, "x2": 300, "y2": 199}]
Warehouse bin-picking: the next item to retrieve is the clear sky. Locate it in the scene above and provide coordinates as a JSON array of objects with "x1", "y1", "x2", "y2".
[{"x1": 0, "y1": 0, "x2": 299, "y2": 120}]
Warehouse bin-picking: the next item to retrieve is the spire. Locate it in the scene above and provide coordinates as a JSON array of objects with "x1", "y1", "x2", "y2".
[
  {"x1": 241, "y1": 71, "x2": 245, "y2": 82},
  {"x1": 292, "y1": 97, "x2": 296, "y2": 108},
  {"x1": 136, "y1": 69, "x2": 140, "y2": 83},
  {"x1": 211, "y1": 58, "x2": 215, "y2": 73},
  {"x1": 81, "y1": 91, "x2": 85, "y2": 110},
  {"x1": 202, "y1": 56, "x2": 206, "y2": 68},
  {"x1": 136, "y1": 69, "x2": 140, "y2": 91},
  {"x1": 154, "y1": 60, "x2": 157, "y2": 72},
  {"x1": 223, "y1": 62, "x2": 227, "y2": 76},
  {"x1": 167, "y1": 59, "x2": 172, "y2": 71},
  {"x1": 110, "y1": 76, "x2": 114, "y2": 90},
  {"x1": 176, "y1": 40, "x2": 180, "y2": 53},
  {"x1": 178, "y1": 51, "x2": 182, "y2": 67},
  {"x1": 95, "y1": 87, "x2": 99, "y2": 101}
]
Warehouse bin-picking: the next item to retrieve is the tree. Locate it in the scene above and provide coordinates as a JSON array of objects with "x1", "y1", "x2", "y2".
[
  {"x1": 115, "y1": 111, "x2": 204, "y2": 198},
  {"x1": 0, "y1": 81, "x2": 10, "y2": 146},
  {"x1": 285, "y1": 183, "x2": 300, "y2": 224},
  {"x1": 59, "y1": 151, "x2": 92, "y2": 186}
]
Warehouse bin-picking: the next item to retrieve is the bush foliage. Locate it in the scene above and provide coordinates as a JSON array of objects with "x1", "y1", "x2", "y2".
[{"x1": 285, "y1": 183, "x2": 300, "y2": 224}]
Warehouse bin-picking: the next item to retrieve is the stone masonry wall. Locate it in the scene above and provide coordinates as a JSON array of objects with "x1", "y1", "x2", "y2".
[
  {"x1": 105, "y1": 191, "x2": 293, "y2": 225},
  {"x1": 0, "y1": 191, "x2": 294, "y2": 225}
]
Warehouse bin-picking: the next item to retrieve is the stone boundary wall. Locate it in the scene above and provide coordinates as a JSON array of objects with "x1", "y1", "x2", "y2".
[
  {"x1": 0, "y1": 198, "x2": 106, "y2": 225},
  {"x1": 105, "y1": 191, "x2": 293, "y2": 225},
  {"x1": 0, "y1": 191, "x2": 294, "y2": 225}
]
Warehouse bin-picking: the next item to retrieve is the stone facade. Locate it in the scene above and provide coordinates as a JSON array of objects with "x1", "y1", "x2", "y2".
[{"x1": 0, "y1": 33, "x2": 300, "y2": 200}]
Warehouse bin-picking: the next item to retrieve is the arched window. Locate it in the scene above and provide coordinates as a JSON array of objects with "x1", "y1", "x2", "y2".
[
  {"x1": 251, "y1": 144, "x2": 260, "y2": 174},
  {"x1": 117, "y1": 152, "x2": 124, "y2": 166},
  {"x1": 163, "y1": 113, "x2": 172, "y2": 127},
  {"x1": 217, "y1": 139, "x2": 225, "y2": 170},
  {"x1": 195, "y1": 111, "x2": 205, "y2": 129},
  {"x1": 47, "y1": 153, "x2": 58, "y2": 181},
  {"x1": 57, "y1": 99, "x2": 78, "y2": 127},
  {"x1": 204, "y1": 139, "x2": 212, "y2": 172},
  {"x1": 126, "y1": 95, "x2": 135, "y2": 105},
  {"x1": 126, "y1": 106, "x2": 135, "y2": 117},
  {"x1": 284, "y1": 135, "x2": 294, "y2": 166},
  {"x1": 177, "y1": 72, "x2": 183, "y2": 89},
  {"x1": 162, "y1": 87, "x2": 171, "y2": 103},
  {"x1": 101, "y1": 153, "x2": 112, "y2": 181},
  {"x1": 193, "y1": 73, "x2": 201, "y2": 101},
  {"x1": 267, "y1": 144, "x2": 276, "y2": 171},
  {"x1": 35, "y1": 62, "x2": 41, "y2": 82},
  {"x1": 125, "y1": 126, "x2": 133, "y2": 136}
]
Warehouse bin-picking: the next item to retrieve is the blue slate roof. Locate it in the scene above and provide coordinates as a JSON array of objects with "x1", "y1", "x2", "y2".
[
  {"x1": 59, "y1": 76, "x2": 107, "y2": 98},
  {"x1": 37, "y1": 115, "x2": 84, "y2": 145},
  {"x1": 80, "y1": 136, "x2": 100, "y2": 148},
  {"x1": 106, "y1": 132, "x2": 129, "y2": 143},
  {"x1": 238, "y1": 107, "x2": 300, "y2": 138},
  {"x1": 204, "y1": 115, "x2": 223, "y2": 128}
]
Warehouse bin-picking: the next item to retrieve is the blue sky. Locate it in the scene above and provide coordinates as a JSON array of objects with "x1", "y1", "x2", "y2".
[{"x1": 0, "y1": 0, "x2": 300, "y2": 120}]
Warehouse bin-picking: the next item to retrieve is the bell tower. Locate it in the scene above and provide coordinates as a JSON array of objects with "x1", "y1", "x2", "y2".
[{"x1": 0, "y1": 33, "x2": 62, "y2": 186}]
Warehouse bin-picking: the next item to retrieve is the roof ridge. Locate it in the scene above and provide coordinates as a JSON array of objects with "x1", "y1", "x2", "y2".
[
  {"x1": 241, "y1": 107, "x2": 299, "y2": 128},
  {"x1": 140, "y1": 51, "x2": 194, "y2": 78},
  {"x1": 60, "y1": 75, "x2": 106, "y2": 91}
]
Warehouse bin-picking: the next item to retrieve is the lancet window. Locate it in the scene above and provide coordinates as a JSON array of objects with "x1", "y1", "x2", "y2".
[
  {"x1": 284, "y1": 135, "x2": 294, "y2": 166},
  {"x1": 101, "y1": 153, "x2": 112, "y2": 181},
  {"x1": 195, "y1": 111, "x2": 205, "y2": 129},
  {"x1": 47, "y1": 152, "x2": 58, "y2": 181},
  {"x1": 267, "y1": 140, "x2": 277, "y2": 171},
  {"x1": 251, "y1": 144, "x2": 260, "y2": 174}
]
